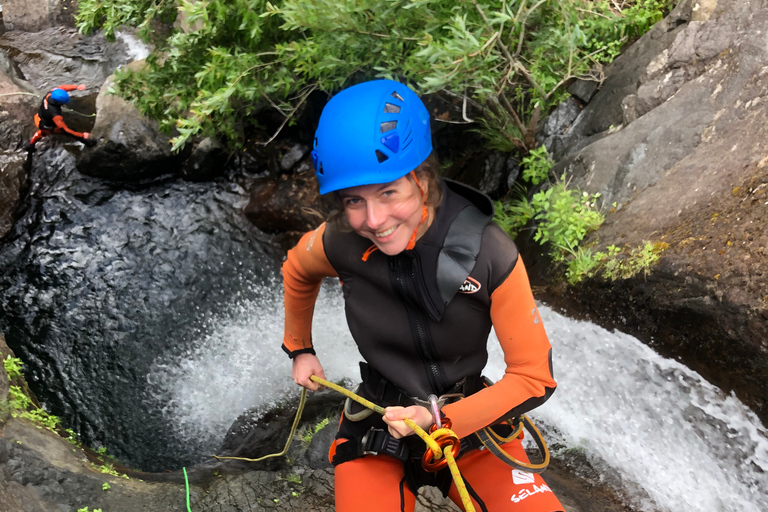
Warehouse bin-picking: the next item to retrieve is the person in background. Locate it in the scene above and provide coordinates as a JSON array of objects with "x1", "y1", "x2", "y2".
[
  {"x1": 281, "y1": 79, "x2": 564, "y2": 512},
  {"x1": 24, "y1": 84, "x2": 96, "y2": 152}
]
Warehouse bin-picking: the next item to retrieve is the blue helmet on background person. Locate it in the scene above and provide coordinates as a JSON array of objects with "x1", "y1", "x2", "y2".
[
  {"x1": 49, "y1": 88, "x2": 70, "y2": 105},
  {"x1": 311, "y1": 79, "x2": 433, "y2": 195}
]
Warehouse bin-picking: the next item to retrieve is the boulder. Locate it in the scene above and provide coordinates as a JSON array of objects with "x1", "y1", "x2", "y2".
[{"x1": 76, "y1": 60, "x2": 181, "y2": 180}]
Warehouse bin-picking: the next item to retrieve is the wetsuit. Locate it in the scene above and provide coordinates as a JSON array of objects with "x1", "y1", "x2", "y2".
[
  {"x1": 28, "y1": 85, "x2": 88, "y2": 147},
  {"x1": 282, "y1": 179, "x2": 563, "y2": 512}
]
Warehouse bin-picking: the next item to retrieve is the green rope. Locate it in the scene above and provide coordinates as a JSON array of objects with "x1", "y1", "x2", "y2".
[
  {"x1": 183, "y1": 467, "x2": 192, "y2": 512},
  {"x1": 62, "y1": 107, "x2": 97, "y2": 118}
]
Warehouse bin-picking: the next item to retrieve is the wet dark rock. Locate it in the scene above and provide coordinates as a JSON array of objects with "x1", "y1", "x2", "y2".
[
  {"x1": 280, "y1": 143, "x2": 310, "y2": 172},
  {"x1": 244, "y1": 159, "x2": 326, "y2": 249},
  {"x1": 218, "y1": 390, "x2": 344, "y2": 471},
  {"x1": 567, "y1": 78, "x2": 599, "y2": 104},
  {"x1": 181, "y1": 137, "x2": 229, "y2": 182}
]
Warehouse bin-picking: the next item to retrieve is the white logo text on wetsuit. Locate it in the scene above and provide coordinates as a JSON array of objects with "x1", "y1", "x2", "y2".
[
  {"x1": 510, "y1": 470, "x2": 552, "y2": 503},
  {"x1": 458, "y1": 276, "x2": 481, "y2": 294}
]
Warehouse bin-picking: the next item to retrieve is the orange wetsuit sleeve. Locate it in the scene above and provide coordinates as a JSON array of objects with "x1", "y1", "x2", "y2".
[
  {"x1": 442, "y1": 256, "x2": 556, "y2": 439},
  {"x1": 52, "y1": 115, "x2": 85, "y2": 138},
  {"x1": 281, "y1": 223, "x2": 339, "y2": 358},
  {"x1": 57, "y1": 84, "x2": 80, "y2": 92}
]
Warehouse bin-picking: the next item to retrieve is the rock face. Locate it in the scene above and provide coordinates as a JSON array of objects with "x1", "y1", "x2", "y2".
[
  {"x1": 0, "y1": 152, "x2": 26, "y2": 239},
  {"x1": 528, "y1": 0, "x2": 768, "y2": 423},
  {"x1": 0, "y1": 0, "x2": 76, "y2": 33}
]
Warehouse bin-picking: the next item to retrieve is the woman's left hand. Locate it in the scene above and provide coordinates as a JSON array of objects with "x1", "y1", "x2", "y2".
[{"x1": 383, "y1": 405, "x2": 434, "y2": 439}]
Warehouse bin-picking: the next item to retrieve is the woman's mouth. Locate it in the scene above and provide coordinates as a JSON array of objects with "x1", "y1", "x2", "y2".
[{"x1": 375, "y1": 226, "x2": 397, "y2": 238}]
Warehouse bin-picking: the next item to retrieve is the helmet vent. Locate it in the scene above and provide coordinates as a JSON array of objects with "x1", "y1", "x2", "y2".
[
  {"x1": 384, "y1": 103, "x2": 401, "y2": 113},
  {"x1": 390, "y1": 91, "x2": 404, "y2": 101},
  {"x1": 380, "y1": 121, "x2": 397, "y2": 133},
  {"x1": 375, "y1": 150, "x2": 389, "y2": 163}
]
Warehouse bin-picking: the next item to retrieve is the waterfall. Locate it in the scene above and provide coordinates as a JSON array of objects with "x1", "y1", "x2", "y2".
[{"x1": 152, "y1": 287, "x2": 768, "y2": 512}]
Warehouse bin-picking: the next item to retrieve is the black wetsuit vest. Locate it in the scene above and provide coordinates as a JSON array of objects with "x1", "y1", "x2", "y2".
[
  {"x1": 322, "y1": 179, "x2": 519, "y2": 400},
  {"x1": 37, "y1": 96, "x2": 63, "y2": 130}
]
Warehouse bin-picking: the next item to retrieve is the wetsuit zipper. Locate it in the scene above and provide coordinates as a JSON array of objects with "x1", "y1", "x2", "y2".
[{"x1": 389, "y1": 255, "x2": 448, "y2": 394}]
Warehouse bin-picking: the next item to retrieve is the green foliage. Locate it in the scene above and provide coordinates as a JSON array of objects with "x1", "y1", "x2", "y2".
[
  {"x1": 593, "y1": 241, "x2": 666, "y2": 281},
  {"x1": 75, "y1": 0, "x2": 670, "y2": 151},
  {"x1": 102, "y1": 482, "x2": 111, "y2": 491},
  {"x1": 8, "y1": 385, "x2": 61, "y2": 430},
  {"x1": 301, "y1": 417, "x2": 330, "y2": 445},
  {"x1": 493, "y1": 194, "x2": 535, "y2": 240},
  {"x1": 3, "y1": 356, "x2": 23, "y2": 380},
  {"x1": 94, "y1": 462, "x2": 130, "y2": 479},
  {"x1": 521, "y1": 145, "x2": 553, "y2": 185},
  {"x1": 77, "y1": 508, "x2": 103, "y2": 512},
  {"x1": 530, "y1": 180, "x2": 604, "y2": 261}
]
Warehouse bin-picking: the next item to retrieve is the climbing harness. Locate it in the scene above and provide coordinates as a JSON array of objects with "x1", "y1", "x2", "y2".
[{"x1": 212, "y1": 375, "x2": 551, "y2": 511}]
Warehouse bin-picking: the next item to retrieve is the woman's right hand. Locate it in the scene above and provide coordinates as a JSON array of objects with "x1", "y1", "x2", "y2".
[{"x1": 292, "y1": 353, "x2": 326, "y2": 390}]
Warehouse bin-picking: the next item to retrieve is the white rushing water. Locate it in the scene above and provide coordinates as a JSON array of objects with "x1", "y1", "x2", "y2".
[{"x1": 150, "y1": 283, "x2": 768, "y2": 512}]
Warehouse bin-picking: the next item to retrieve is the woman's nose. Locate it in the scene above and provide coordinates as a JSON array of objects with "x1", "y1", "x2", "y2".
[{"x1": 365, "y1": 201, "x2": 385, "y2": 230}]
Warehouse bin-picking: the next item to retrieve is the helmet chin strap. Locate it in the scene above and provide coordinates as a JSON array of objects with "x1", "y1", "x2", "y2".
[{"x1": 406, "y1": 170, "x2": 430, "y2": 251}]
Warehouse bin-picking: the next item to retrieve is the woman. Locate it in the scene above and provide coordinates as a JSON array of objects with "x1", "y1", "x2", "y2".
[{"x1": 281, "y1": 79, "x2": 563, "y2": 512}]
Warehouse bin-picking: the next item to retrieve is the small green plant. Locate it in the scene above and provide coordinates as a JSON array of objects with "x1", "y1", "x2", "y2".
[
  {"x1": 596, "y1": 241, "x2": 666, "y2": 281},
  {"x1": 301, "y1": 417, "x2": 330, "y2": 445},
  {"x1": 565, "y1": 247, "x2": 600, "y2": 284},
  {"x1": 8, "y1": 386, "x2": 61, "y2": 430},
  {"x1": 102, "y1": 482, "x2": 111, "y2": 491},
  {"x1": 284, "y1": 472, "x2": 302, "y2": 484},
  {"x1": 494, "y1": 193, "x2": 536, "y2": 240},
  {"x1": 3, "y1": 356, "x2": 23, "y2": 379},
  {"x1": 521, "y1": 146, "x2": 554, "y2": 186},
  {"x1": 566, "y1": 241, "x2": 667, "y2": 283},
  {"x1": 77, "y1": 508, "x2": 103, "y2": 512},
  {"x1": 93, "y1": 462, "x2": 130, "y2": 480}
]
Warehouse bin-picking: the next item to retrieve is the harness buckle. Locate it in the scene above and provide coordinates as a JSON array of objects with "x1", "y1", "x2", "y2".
[{"x1": 360, "y1": 427, "x2": 409, "y2": 461}]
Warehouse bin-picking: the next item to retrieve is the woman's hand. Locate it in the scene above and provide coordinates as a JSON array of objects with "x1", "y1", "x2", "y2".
[
  {"x1": 77, "y1": 84, "x2": 87, "y2": 91},
  {"x1": 291, "y1": 353, "x2": 326, "y2": 391},
  {"x1": 383, "y1": 405, "x2": 434, "y2": 439}
]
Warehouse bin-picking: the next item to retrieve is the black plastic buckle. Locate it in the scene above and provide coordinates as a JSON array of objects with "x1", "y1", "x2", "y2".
[{"x1": 361, "y1": 427, "x2": 409, "y2": 461}]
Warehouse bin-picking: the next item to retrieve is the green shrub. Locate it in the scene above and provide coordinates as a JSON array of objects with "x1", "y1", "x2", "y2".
[{"x1": 75, "y1": 0, "x2": 672, "y2": 151}]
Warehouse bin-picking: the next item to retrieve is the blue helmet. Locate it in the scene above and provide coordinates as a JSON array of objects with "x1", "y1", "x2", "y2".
[
  {"x1": 311, "y1": 79, "x2": 432, "y2": 195},
  {"x1": 49, "y1": 88, "x2": 70, "y2": 104}
]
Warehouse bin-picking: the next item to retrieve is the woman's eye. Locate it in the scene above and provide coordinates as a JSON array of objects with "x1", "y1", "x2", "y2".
[{"x1": 344, "y1": 197, "x2": 362, "y2": 207}]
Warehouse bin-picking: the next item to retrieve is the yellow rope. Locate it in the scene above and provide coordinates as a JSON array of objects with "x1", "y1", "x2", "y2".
[
  {"x1": 211, "y1": 387, "x2": 307, "y2": 462},
  {"x1": 212, "y1": 377, "x2": 476, "y2": 512},
  {"x1": 309, "y1": 375, "x2": 476, "y2": 512}
]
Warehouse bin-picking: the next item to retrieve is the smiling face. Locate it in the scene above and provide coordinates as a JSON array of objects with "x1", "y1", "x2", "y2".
[{"x1": 339, "y1": 175, "x2": 430, "y2": 256}]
